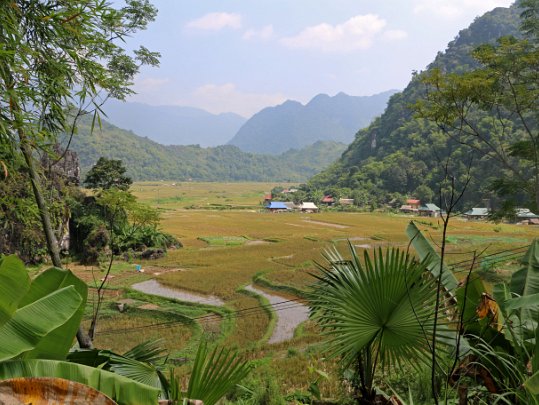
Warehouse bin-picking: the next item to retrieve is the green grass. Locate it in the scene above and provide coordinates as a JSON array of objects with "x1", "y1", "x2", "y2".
[{"x1": 198, "y1": 236, "x2": 248, "y2": 246}]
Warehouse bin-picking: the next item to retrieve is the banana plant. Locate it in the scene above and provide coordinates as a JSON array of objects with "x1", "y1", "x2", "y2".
[
  {"x1": 405, "y1": 221, "x2": 459, "y2": 292},
  {"x1": 0, "y1": 255, "x2": 160, "y2": 404},
  {"x1": 407, "y1": 224, "x2": 539, "y2": 400}
]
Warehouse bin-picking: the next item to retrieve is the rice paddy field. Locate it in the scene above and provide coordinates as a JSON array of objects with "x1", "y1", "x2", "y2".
[{"x1": 74, "y1": 181, "x2": 539, "y2": 400}]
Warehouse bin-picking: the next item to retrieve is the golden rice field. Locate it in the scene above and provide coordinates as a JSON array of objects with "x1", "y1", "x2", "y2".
[{"x1": 75, "y1": 181, "x2": 538, "y2": 398}]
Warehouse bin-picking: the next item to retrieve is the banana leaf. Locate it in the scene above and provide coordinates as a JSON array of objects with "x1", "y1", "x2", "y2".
[
  {"x1": 0, "y1": 286, "x2": 82, "y2": 361},
  {"x1": 455, "y1": 276, "x2": 486, "y2": 334},
  {"x1": 0, "y1": 255, "x2": 30, "y2": 326},
  {"x1": 510, "y1": 239, "x2": 539, "y2": 324},
  {"x1": 406, "y1": 221, "x2": 458, "y2": 292},
  {"x1": 534, "y1": 323, "x2": 539, "y2": 374},
  {"x1": 19, "y1": 267, "x2": 88, "y2": 359},
  {"x1": 69, "y1": 349, "x2": 167, "y2": 393},
  {"x1": 69, "y1": 342, "x2": 169, "y2": 395},
  {"x1": 0, "y1": 359, "x2": 160, "y2": 405},
  {"x1": 0, "y1": 377, "x2": 116, "y2": 404},
  {"x1": 504, "y1": 293, "x2": 539, "y2": 312}
]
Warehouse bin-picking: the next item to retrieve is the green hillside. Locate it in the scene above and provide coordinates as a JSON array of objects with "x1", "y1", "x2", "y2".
[
  {"x1": 308, "y1": 5, "x2": 524, "y2": 208},
  {"x1": 67, "y1": 118, "x2": 346, "y2": 182}
]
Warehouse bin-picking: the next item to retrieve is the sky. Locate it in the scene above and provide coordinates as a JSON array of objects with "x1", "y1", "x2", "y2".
[{"x1": 124, "y1": 0, "x2": 515, "y2": 118}]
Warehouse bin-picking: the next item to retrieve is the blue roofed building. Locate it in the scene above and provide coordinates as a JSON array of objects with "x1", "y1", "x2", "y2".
[{"x1": 266, "y1": 201, "x2": 290, "y2": 212}]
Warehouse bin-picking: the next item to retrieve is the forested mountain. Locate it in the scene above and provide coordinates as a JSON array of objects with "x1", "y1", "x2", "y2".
[
  {"x1": 228, "y1": 90, "x2": 397, "y2": 154},
  {"x1": 308, "y1": 5, "x2": 523, "y2": 208},
  {"x1": 66, "y1": 118, "x2": 346, "y2": 182},
  {"x1": 102, "y1": 99, "x2": 246, "y2": 147}
]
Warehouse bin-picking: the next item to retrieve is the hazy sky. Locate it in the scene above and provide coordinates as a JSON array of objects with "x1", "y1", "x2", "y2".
[{"x1": 125, "y1": 0, "x2": 514, "y2": 117}]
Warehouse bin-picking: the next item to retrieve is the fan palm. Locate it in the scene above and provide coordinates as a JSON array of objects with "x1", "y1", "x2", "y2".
[{"x1": 309, "y1": 243, "x2": 453, "y2": 402}]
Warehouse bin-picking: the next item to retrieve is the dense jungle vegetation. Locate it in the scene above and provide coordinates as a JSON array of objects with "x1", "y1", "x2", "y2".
[{"x1": 309, "y1": 4, "x2": 535, "y2": 213}]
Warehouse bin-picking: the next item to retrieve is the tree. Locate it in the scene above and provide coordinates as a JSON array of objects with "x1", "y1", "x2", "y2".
[
  {"x1": 84, "y1": 157, "x2": 133, "y2": 191},
  {"x1": 416, "y1": 0, "x2": 539, "y2": 211},
  {"x1": 0, "y1": 1, "x2": 159, "y2": 267},
  {"x1": 0, "y1": 1, "x2": 158, "y2": 349},
  {"x1": 309, "y1": 243, "x2": 453, "y2": 403}
]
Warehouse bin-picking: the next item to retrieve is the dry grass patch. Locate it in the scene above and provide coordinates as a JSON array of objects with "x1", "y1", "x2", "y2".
[
  {"x1": 130, "y1": 181, "x2": 297, "y2": 208},
  {"x1": 87, "y1": 312, "x2": 193, "y2": 355}
]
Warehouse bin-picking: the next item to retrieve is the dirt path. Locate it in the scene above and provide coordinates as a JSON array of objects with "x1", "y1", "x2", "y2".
[
  {"x1": 132, "y1": 279, "x2": 225, "y2": 306},
  {"x1": 302, "y1": 219, "x2": 349, "y2": 229},
  {"x1": 244, "y1": 285, "x2": 309, "y2": 344}
]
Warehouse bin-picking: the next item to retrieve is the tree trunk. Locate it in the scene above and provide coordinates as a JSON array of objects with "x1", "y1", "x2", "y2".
[
  {"x1": 19, "y1": 135, "x2": 92, "y2": 349},
  {"x1": 19, "y1": 141, "x2": 63, "y2": 267}
]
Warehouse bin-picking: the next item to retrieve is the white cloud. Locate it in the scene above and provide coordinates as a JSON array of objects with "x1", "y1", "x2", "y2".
[
  {"x1": 281, "y1": 14, "x2": 405, "y2": 52},
  {"x1": 382, "y1": 29, "x2": 408, "y2": 41},
  {"x1": 133, "y1": 77, "x2": 171, "y2": 93},
  {"x1": 185, "y1": 83, "x2": 287, "y2": 117},
  {"x1": 413, "y1": 0, "x2": 513, "y2": 18},
  {"x1": 186, "y1": 12, "x2": 242, "y2": 31},
  {"x1": 243, "y1": 25, "x2": 274, "y2": 41}
]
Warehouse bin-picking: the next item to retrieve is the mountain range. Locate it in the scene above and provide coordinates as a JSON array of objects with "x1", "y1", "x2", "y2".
[
  {"x1": 228, "y1": 90, "x2": 397, "y2": 155},
  {"x1": 101, "y1": 100, "x2": 246, "y2": 147},
  {"x1": 101, "y1": 90, "x2": 396, "y2": 154}
]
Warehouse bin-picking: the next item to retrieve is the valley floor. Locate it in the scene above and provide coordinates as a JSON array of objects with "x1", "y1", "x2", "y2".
[{"x1": 71, "y1": 182, "x2": 538, "y2": 401}]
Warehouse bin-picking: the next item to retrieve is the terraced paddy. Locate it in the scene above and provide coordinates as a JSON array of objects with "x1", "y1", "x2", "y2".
[{"x1": 74, "y1": 181, "x2": 538, "y2": 398}]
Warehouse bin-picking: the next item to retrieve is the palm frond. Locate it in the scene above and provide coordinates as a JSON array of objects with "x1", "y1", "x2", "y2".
[
  {"x1": 186, "y1": 340, "x2": 252, "y2": 405},
  {"x1": 309, "y1": 244, "x2": 453, "y2": 371},
  {"x1": 122, "y1": 339, "x2": 167, "y2": 365}
]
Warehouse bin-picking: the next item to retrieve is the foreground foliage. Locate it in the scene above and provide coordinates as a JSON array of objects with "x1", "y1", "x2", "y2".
[
  {"x1": 0, "y1": 255, "x2": 160, "y2": 403},
  {"x1": 309, "y1": 243, "x2": 453, "y2": 402}
]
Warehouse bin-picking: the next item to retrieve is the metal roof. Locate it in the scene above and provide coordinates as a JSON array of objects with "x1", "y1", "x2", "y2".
[
  {"x1": 266, "y1": 201, "x2": 289, "y2": 209},
  {"x1": 465, "y1": 208, "x2": 489, "y2": 216}
]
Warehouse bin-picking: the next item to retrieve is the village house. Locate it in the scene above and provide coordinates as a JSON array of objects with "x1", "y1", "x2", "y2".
[
  {"x1": 265, "y1": 201, "x2": 290, "y2": 213},
  {"x1": 400, "y1": 198, "x2": 421, "y2": 214},
  {"x1": 418, "y1": 203, "x2": 441, "y2": 217},
  {"x1": 464, "y1": 208, "x2": 489, "y2": 220},
  {"x1": 321, "y1": 195, "x2": 335, "y2": 206},
  {"x1": 299, "y1": 202, "x2": 319, "y2": 213},
  {"x1": 263, "y1": 193, "x2": 272, "y2": 204},
  {"x1": 515, "y1": 208, "x2": 539, "y2": 225},
  {"x1": 339, "y1": 198, "x2": 354, "y2": 206}
]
